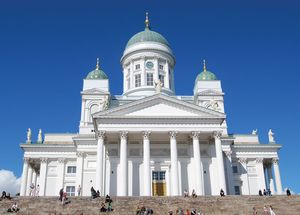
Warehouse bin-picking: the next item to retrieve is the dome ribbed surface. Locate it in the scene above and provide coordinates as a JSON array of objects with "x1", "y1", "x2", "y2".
[{"x1": 126, "y1": 28, "x2": 169, "y2": 48}]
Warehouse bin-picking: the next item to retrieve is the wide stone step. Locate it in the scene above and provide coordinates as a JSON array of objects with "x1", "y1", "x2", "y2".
[{"x1": 0, "y1": 196, "x2": 299, "y2": 215}]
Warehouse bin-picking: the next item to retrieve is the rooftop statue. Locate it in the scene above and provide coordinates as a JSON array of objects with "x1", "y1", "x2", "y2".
[
  {"x1": 268, "y1": 129, "x2": 275, "y2": 143},
  {"x1": 26, "y1": 128, "x2": 32, "y2": 143}
]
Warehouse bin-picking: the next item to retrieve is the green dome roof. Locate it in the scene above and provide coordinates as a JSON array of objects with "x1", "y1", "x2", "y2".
[
  {"x1": 86, "y1": 69, "x2": 108, "y2": 80},
  {"x1": 195, "y1": 61, "x2": 217, "y2": 82},
  {"x1": 196, "y1": 70, "x2": 217, "y2": 81},
  {"x1": 126, "y1": 28, "x2": 170, "y2": 48},
  {"x1": 86, "y1": 59, "x2": 108, "y2": 80}
]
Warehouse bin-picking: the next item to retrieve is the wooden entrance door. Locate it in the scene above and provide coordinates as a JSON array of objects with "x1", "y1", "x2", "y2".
[{"x1": 152, "y1": 171, "x2": 166, "y2": 196}]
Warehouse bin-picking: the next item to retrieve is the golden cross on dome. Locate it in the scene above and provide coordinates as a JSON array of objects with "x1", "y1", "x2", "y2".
[
  {"x1": 96, "y1": 58, "x2": 100, "y2": 70},
  {"x1": 145, "y1": 12, "x2": 150, "y2": 29},
  {"x1": 203, "y1": 59, "x2": 207, "y2": 72}
]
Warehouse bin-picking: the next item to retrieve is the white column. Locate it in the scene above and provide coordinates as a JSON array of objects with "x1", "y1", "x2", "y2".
[
  {"x1": 32, "y1": 170, "x2": 37, "y2": 186},
  {"x1": 214, "y1": 131, "x2": 227, "y2": 193},
  {"x1": 39, "y1": 158, "x2": 48, "y2": 196},
  {"x1": 256, "y1": 158, "x2": 266, "y2": 191},
  {"x1": 26, "y1": 165, "x2": 33, "y2": 196},
  {"x1": 57, "y1": 158, "x2": 66, "y2": 192},
  {"x1": 225, "y1": 151, "x2": 234, "y2": 195},
  {"x1": 20, "y1": 157, "x2": 29, "y2": 196},
  {"x1": 141, "y1": 57, "x2": 146, "y2": 86},
  {"x1": 273, "y1": 158, "x2": 283, "y2": 194},
  {"x1": 142, "y1": 131, "x2": 151, "y2": 196},
  {"x1": 119, "y1": 131, "x2": 128, "y2": 196},
  {"x1": 76, "y1": 152, "x2": 85, "y2": 196},
  {"x1": 80, "y1": 100, "x2": 86, "y2": 125},
  {"x1": 238, "y1": 158, "x2": 250, "y2": 195},
  {"x1": 192, "y1": 131, "x2": 203, "y2": 195},
  {"x1": 267, "y1": 165, "x2": 275, "y2": 194},
  {"x1": 170, "y1": 131, "x2": 179, "y2": 196},
  {"x1": 165, "y1": 61, "x2": 170, "y2": 88},
  {"x1": 96, "y1": 131, "x2": 105, "y2": 194}
]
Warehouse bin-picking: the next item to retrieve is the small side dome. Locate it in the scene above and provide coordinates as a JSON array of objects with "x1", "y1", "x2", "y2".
[
  {"x1": 195, "y1": 60, "x2": 217, "y2": 82},
  {"x1": 86, "y1": 58, "x2": 108, "y2": 80}
]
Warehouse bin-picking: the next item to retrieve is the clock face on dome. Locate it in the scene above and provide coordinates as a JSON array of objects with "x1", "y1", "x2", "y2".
[{"x1": 145, "y1": 61, "x2": 154, "y2": 69}]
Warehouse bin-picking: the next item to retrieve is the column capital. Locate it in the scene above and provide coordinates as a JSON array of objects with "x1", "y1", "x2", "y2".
[
  {"x1": 97, "y1": 130, "x2": 106, "y2": 139},
  {"x1": 58, "y1": 158, "x2": 66, "y2": 163},
  {"x1": 272, "y1": 157, "x2": 279, "y2": 164},
  {"x1": 40, "y1": 157, "x2": 48, "y2": 163},
  {"x1": 238, "y1": 157, "x2": 248, "y2": 164},
  {"x1": 76, "y1": 151, "x2": 85, "y2": 158},
  {"x1": 23, "y1": 157, "x2": 30, "y2": 163},
  {"x1": 120, "y1": 131, "x2": 128, "y2": 139},
  {"x1": 142, "y1": 131, "x2": 151, "y2": 140},
  {"x1": 169, "y1": 131, "x2": 178, "y2": 139},
  {"x1": 191, "y1": 131, "x2": 201, "y2": 139},
  {"x1": 213, "y1": 131, "x2": 222, "y2": 139},
  {"x1": 224, "y1": 150, "x2": 232, "y2": 158},
  {"x1": 256, "y1": 158, "x2": 264, "y2": 163}
]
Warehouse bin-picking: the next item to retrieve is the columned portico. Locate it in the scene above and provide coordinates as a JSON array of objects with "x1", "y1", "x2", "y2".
[
  {"x1": 96, "y1": 131, "x2": 105, "y2": 194},
  {"x1": 273, "y1": 158, "x2": 283, "y2": 194},
  {"x1": 119, "y1": 131, "x2": 128, "y2": 196},
  {"x1": 39, "y1": 158, "x2": 48, "y2": 196},
  {"x1": 192, "y1": 131, "x2": 203, "y2": 195},
  {"x1": 142, "y1": 131, "x2": 151, "y2": 196},
  {"x1": 214, "y1": 131, "x2": 227, "y2": 193},
  {"x1": 26, "y1": 165, "x2": 33, "y2": 195},
  {"x1": 169, "y1": 131, "x2": 179, "y2": 196},
  {"x1": 20, "y1": 157, "x2": 29, "y2": 196}
]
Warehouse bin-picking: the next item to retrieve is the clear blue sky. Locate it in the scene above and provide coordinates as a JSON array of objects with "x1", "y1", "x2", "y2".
[{"x1": 0, "y1": 0, "x2": 299, "y2": 193}]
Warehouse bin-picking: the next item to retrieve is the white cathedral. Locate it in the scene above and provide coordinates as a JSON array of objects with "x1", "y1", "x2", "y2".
[{"x1": 20, "y1": 14, "x2": 283, "y2": 197}]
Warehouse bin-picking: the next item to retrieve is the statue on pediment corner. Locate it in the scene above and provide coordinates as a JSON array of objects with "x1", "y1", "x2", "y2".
[
  {"x1": 155, "y1": 79, "x2": 163, "y2": 93},
  {"x1": 268, "y1": 129, "x2": 275, "y2": 143},
  {"x1": 26, "y1": 128, "x2": 32, "y2": 143}
]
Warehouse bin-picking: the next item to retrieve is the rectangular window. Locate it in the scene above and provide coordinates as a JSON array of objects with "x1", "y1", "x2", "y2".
[
  {"x1": 232, "y1": 166, "x2": 238, "y2": 174},
  {"x1": 159, "y1": 64, "x2": 164, "y2": 70},
  {"x1": 159, "y1": 172, "x2": 166, "y2": 180},
  {"x1": 66, "y1": 186, "x2": 75, "y2": 196},
  {"x1": 152, "y1": 172, "x2": 159, "y2": 180},
  {"x1": 135, "y1": 74, "x2": 141, "y2": 87},
  {"x1": 234, "y1": 186, "x2": 241, "y2": 195},
  {"x1": 67, "y1": 166, "x2": 76, "y2": 174},
  {"x1": 135, "y1": 64, "x2": 140, "y2": 70},
  {"x1": 159, "y1": 74, "x2": 165, "y2": 87},
  {"x1": 146, "y1": 73, "x2": 154, "y2": 86}
]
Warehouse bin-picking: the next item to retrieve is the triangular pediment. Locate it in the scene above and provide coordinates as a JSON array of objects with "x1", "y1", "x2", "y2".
[{"x1": 94, "y1": 93, "x2": 225, "y2": 119}]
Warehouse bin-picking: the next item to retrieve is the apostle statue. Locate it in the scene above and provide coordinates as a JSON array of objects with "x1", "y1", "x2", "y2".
[
  {"x1": 37, "y1": 129, "x2": 43, "y2": 143},
  {"x1": 268, "y1": 129, "x2": 275, "y2": 143},
  {"x1": 26, "y1": 128, "x2": 32, "y2": 143},
  {"x1": 102, "y1": 96, "x2": 109, "y2": 110},
  {"x1": 155, "y1": 79, "x2": 163, "y2": 93},
  {"x1": 252, "y1": 129, "x2": 258, "y2": 135}
]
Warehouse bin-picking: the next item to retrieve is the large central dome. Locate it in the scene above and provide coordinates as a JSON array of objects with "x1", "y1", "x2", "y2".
[{"x1": 126, "y1": 28, "x2": 170, "y2": 48}]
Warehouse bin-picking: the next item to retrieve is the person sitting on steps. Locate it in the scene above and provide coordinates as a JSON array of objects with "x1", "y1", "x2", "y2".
[
  {"x1": 100, "y1": 202, "x2": 107, "y2": 212},
  {"x1": 7, "y1": 202, "x2": 19, "y2": 213},
  {"x1": 220, "y1": 189, "x2": 225, "y2": 197},
  {"x1": 191, "y1": 189, "x2": 197, "y2": 198}
]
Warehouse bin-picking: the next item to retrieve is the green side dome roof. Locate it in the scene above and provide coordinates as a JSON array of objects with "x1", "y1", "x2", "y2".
[
  {"x1": 125, "y1": 12, "x2": 170, "y2": 48},
  {"x1": 195, "y1": 60, "x2": 217, "y2": 82},
  {"x1": 86, "y1": 58, "x2": 108, "y2": 80}
]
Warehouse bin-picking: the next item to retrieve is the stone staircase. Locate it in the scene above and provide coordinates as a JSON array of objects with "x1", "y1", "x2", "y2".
[{"x1": 0, "y1": 196, "x2": 299, "y2": 215}]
